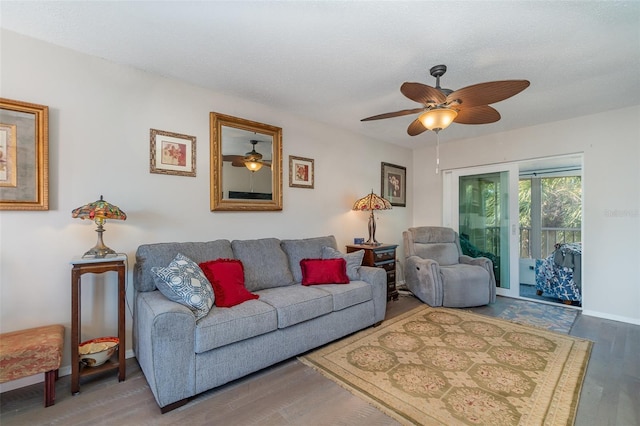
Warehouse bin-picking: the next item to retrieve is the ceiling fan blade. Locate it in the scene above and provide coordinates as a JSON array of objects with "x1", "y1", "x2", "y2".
[
  {"x1": 407, "y1": 118, "x2": 428, "y2": 136},
  {"x1": 361, "y1": 107, "x2": 425, "y2": 121},
  {"x1": 447, "y1": 80, "x2": 530, "y2": 109},
  {"x1": 223, "y1": 155, "x2": 244, "y2": 162},
  {"x1": 401, "y1": 82, "x2": 447, "y2": 105},
  {"x1": 454, "y1": 105, "x2": 501, "y2": 124}
]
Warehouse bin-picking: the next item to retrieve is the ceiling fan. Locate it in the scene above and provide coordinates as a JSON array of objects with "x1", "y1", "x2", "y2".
[
  {"x1": 361, "y1": 64, "x2": 530, "y2": 135},
  {"x1": 222, "y1": 140, "x2": 271, "y2": 171}
]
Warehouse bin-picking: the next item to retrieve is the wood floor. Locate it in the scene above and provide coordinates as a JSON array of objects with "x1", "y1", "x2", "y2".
[{"x1": 1, "y1": 294, "x2": 638, "y2": 425}]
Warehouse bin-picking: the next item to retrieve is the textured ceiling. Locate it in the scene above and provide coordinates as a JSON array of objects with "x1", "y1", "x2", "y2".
[{"x1": 1, "y1": 1, "x2": 639, "y2": 149}]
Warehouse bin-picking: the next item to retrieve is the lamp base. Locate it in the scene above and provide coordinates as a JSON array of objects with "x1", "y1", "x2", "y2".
[
  {"x1": 83, "y1": 245, "x2": 116, "y2": 258},
  {"x1": 365, "y1": 210, "x2": 381, "y2": 246},
  {"x1": 82, "y1": 224, "x2": 116, "y2": 258}
]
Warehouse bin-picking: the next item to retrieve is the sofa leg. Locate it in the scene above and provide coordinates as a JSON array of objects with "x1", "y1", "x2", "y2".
[
  {"x1": 160, "y1": 397, "x2": 191, "y2": 414},
  {"x1": 373, "y1": 321, "x2": 383, "y2": 327}
]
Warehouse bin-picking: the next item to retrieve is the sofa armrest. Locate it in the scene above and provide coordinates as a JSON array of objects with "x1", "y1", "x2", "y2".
[
  {"x1": 134, "y1": 291, "x2": 197, "y2": 408},
  {"x1": 358, "y1": 266, "x2": 387, "y2": 323},
  {"x1": 405, "y1": 256, "x2": 444, "y2": 306}
]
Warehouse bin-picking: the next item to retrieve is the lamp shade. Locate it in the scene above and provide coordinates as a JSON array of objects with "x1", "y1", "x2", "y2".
[
  {"x1": 72, "y1": 195, "x2": 126, "y2": 258},
  {"x1": 418, "y1": 108, "x2": 458, "y2": 131},
  {"x1": 352, "y1": 191, "x2": 392, "y2": 212},
  {"x1": 72, "y1": 195, "x2": 127, "y2": 222}
]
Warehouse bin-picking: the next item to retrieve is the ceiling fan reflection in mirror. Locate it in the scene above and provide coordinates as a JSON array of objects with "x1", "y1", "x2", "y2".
[
  {"x1": 362, "y1": 64, "x2": 530, "y2": 172},
  {"x1": 223, "y1": 140, "x2": 272, "y2": 171}
]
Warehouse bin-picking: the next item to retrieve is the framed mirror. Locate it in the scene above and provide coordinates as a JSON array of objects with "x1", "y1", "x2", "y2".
[{"x1": 210, "y1": 112, "x2": 282, "y2": 211}]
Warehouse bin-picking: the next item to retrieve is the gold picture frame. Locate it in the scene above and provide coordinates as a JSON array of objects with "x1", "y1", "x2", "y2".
[
  {"x1": 0, "y1": 98, "x2": 49, "y2": 210},
  {"x1": 289, "y1": 156, "x2": 314, "y2": 189},
  {"x1": 150, "y1": 128, "x2": 196, "y2": 177}
]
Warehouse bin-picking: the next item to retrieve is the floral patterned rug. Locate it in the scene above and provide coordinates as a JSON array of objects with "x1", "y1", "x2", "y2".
[
  {"x1": 300, "y1": 306, "x2": 591, "y2": 425},
  {"x1": 497, "y1": 299, "x2": 579, "y2": 334}
]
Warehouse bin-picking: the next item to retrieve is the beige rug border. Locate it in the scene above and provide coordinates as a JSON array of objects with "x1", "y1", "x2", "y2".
[{"x1": 299, "y1": 305, "x2": 593, "y2": 426}]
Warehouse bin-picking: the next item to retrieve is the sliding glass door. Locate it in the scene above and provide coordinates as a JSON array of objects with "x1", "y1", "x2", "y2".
[{"x1": 443, "y1": 164, "x2": 519, "y2": 297}]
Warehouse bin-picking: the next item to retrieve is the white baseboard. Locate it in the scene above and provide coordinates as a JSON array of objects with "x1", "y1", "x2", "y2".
[
  {"x1": 581, "y1": 310, "x2": 640, "y2": 326},
  {"x1": 0, "y1": 349, "x2": 136, "y2": 393}
]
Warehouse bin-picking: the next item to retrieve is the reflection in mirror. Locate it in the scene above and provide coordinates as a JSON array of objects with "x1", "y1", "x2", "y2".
[{"x1": 210, "y1": 113, "x2": 282, "y2": 211}]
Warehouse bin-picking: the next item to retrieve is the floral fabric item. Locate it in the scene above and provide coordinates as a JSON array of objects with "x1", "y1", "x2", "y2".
[
  {"x1": 0, "y1": 324, "x2": 64, "y2": 383},
  {"x1": 535, "y1": 243, "x2": 582, "y2": 302}
]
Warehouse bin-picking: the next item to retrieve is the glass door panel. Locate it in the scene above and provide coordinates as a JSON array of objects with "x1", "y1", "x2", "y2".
[
  {"x1": 458, "y1": 172, "x2": 509, "y2": 288},
  {"x1": 444, "y1": 164, "x2": 519, "y2": 298}
]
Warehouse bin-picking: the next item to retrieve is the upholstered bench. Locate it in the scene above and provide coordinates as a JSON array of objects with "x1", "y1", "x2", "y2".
[{"x1": 0, "y1": 324, "x2": 65, "y2": 407}]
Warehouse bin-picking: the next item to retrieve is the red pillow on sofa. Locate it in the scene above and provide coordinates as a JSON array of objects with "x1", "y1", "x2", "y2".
[
  {"x1": 199, "y1": 259, "x2": 259, "y2": 307},
  {"x1": 300, "y1": 258, "x2": 350, "y2": 286}
]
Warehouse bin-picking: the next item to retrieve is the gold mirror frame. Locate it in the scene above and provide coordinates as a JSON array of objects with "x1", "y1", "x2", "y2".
[{"x1": 210, "y1": 112, "x2": 282, "y2": 211}]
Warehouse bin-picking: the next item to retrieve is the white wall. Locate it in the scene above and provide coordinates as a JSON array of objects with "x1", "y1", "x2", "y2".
[
  {"x1": 413, "y1": 106, "x2": 640, "y2": 324},
  {"x1": 0, "y1": 30, "x2": 413, "y2": 387}
]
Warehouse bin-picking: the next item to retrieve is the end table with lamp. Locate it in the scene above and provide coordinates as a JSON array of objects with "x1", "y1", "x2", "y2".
[{"x1": 70, "y1": 196, "x2": 127, "y2": 394}]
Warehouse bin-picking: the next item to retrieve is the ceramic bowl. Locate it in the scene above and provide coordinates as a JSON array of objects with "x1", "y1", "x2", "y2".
[{"x1": 79, "y1": 337, "x2": 119, "y2": 367}]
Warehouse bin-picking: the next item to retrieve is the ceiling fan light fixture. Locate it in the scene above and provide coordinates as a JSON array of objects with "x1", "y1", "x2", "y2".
[
  {"x1": 419, "y1": 108, "x2": 458, "y2": 131},
  {"x1": 244, "y1": 159, "x2": 263, "y2": 172}
]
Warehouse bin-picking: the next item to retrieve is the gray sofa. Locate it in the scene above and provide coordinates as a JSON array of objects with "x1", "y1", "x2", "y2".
[{"x1": 133, "y1": 235, "x2": 387, "y2": 412}]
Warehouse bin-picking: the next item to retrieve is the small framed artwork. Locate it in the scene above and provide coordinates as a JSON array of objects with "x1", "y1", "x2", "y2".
[
  {"x1": 0, "y1": 98, "x2": 49, "y2": 210},
  {"x1": 381, "y1": 162, "x2": 406, "y2": 207},
  {"x1": 150, "y1": 128, "x2": 196, "y2": 177},
  {"x1": 289, "y1": 155, "x2": 314, "y2": 189}
]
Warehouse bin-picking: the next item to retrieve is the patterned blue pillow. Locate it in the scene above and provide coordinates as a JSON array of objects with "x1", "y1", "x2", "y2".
[
  {"x1": 322, "y1": 246, "x2": 364, "y2": 281},
  {"x1": 151, "y1": 253, "x2": 214, "y2": 320}
]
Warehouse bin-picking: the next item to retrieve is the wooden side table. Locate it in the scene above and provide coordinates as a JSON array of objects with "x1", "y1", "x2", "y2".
[
  {"x1": 70, "y1": 255, "x2": 126, "y2": 395},
  {"x1": 346, "y1": 244, "x2": 399, "y2": 301}
]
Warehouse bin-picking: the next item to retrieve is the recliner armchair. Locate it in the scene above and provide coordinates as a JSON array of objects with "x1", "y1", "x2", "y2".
[{"x1": 403, "y1": 226, "x2": 496, "y2": 307}]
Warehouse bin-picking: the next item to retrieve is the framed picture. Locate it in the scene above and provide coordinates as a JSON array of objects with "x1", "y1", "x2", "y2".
[
  {"x1": 381, "y1": 162, "x2": 406, "y2": 207},
  {"x1": 0, "y1": 98, "x2": 49, "y2": 210},
  {"x1": 150, "y1": 129, "x2": 196, "y2": 177},
  {"x1": 289, "y1": 155, "x2": 314, "y2": 189}
]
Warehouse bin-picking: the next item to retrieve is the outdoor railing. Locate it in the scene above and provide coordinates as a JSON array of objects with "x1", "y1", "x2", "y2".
[
  {"x1": 464, "y1": 226, "x2": 581, "y2": 259},
  {"x1": 520, "y1": 227, "x2": 581, "y2": 258}
]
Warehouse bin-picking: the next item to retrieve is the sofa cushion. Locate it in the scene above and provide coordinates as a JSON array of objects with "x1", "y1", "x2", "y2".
[
  {"x1": 199, "y1": 259, "x2": 259, "y2": 308},
  {"x1": 313, "y1": 280, "x2": 373, "y2": 311},
  {"x1": 151, "y1": 253, "x2": 215, "y2": 320},
  {"x1": 281, "y1": 236, "x2": 338, "y2": 283},
  {"x1": 321, "y1": 246, "x2": 364, "y2": 281},
  {"x1": 257, "y1": 286, "x2": 333, "y2": 328},
  {"x1": 194, "y1": 300, "x2": 277, "y2": 353},
  {"x1": 135, "y1": 240, "x2": 234, "y2": 292},
  {"x1": 300, "y1": 258, "x2": 349, "y2": 286},
  {"x1": 232, "y1": 238, "x2": 294, "y2": 291}
]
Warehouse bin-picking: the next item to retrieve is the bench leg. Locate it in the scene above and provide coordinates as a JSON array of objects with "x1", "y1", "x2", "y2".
[{"x1": 44, "y1": 369, "x2": 57, "y2": 407}]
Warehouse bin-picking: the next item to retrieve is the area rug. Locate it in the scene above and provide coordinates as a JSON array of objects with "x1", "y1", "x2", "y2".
[
  {"x1": 497, "y1": 299, "x2": 579, "y2": 334},
  {"x1": 300, "y1": 306, "x2": 591, "y2": 426}
]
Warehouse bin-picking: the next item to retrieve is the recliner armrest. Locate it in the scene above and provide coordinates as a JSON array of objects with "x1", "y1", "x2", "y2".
[
  {"x1": 460, "y1": 254, "x2": 490, "y2": 267},
  {"x1": 404, "y1": 255, "x2": 444, "y2": 306},
  {"x1": 459, "y1": 255, "x2": 497, "y2": 301}
]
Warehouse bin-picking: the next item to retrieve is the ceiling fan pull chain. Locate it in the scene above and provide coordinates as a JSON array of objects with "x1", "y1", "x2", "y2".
[{"x1": 435, "y1": 130, "x2": 440, "y2": 174}]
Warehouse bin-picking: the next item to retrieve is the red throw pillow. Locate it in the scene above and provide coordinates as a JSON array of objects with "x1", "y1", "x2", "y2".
[
  {"x1": 300, "y1": 258, "x2": 350, "y2": 286},
  {"x1": 199, "y1": 259, "x2": 259, "y2": 307}
]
